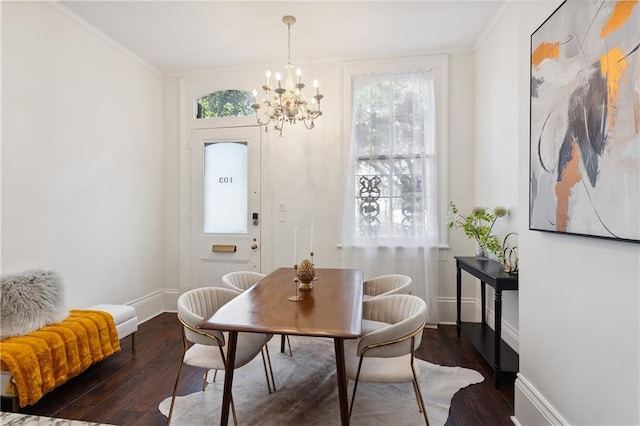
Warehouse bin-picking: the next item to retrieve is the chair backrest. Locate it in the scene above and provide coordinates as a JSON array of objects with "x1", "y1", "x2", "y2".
[
  {"x1": 363, "y1": 274, "x2": 412, "y2": 297},
  {"x1": 221, "y1": 271, "x2": 266, "y2": 292},
  {"x1": 359, "y1": 294, "x2": 426, "y2": 358},
  {"x1": 177, "y1": 287, "x2": 240, "y2": 346}
]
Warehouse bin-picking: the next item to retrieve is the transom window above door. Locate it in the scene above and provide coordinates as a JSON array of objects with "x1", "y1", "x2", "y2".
[{"x1": 196, "y1": 90, "x2": 254, "y2": 119}]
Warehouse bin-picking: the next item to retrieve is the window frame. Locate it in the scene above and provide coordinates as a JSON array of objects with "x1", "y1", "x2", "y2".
[{"x1": 341, "y1": 55, "x2": 449, "y2": 247}]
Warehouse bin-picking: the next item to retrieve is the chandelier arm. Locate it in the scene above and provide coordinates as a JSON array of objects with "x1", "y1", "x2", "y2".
[
  {"x1": 255, "y1": 115, "x2": 273, "y2": 126},
  {"x1": 301, "y1": 118, "x2": 315, "y2": 130}
]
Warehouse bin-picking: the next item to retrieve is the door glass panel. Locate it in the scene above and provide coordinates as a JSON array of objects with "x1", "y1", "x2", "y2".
[{"x1": 203, "y1": 141, "x2": 248, "y2": 234}]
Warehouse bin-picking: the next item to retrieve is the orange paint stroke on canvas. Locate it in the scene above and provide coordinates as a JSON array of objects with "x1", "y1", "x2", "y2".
[
  {"x1": 600, "y1": 47, "x2": 627, "y2": 127},
  {"x1": 532, "y1": 42, "x2": 559, "y2": 68},
  {"x1": 555, "y1": 141, "x2": 582, "y2": 232},
  {"x1": 601, "y1": 0, "x2": 638, "y2": 39}
]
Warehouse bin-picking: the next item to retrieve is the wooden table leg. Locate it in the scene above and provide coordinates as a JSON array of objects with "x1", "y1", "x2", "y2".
[
  {"x1": 220, "y1": 331, "x2": 238, "y2": 425},
  {"x1": 334, "y1": 338, "x2": 350, "y2": 426}
]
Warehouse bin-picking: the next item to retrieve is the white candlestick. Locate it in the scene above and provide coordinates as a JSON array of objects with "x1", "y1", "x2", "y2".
[
  {"x1": 293, "y1": 227, "x2": 298, "y2": 265},
  {"x1": 310, "y1": 223, "x2": 314, "y2": 254}
]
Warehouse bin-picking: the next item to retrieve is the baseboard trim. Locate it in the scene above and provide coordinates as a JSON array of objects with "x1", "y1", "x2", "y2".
[
  {"x1": 514, "y1": 373, "x2": 567, "y2": 425},
  {"x1": 438, "y1": 297, "x2": 519, "y2": 351},
  {"x1": 126, "y1": 289, "x2": 177, "y2": 324},
  {"x1": 131, "y1": 290, "x2": 519, "y2": 353}
]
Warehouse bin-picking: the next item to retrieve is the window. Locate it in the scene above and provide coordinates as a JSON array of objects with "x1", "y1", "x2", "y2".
[
  {"x1": 340, "y1": 57, "x2": 447, "y2": 325},
  {"x1": 342, "y1": 56, "x2": 448, "y2": 246},
  {"x1": 353, "y1": 74, "x2": 433, "y2": 238},
  {"x1": 196, "y1": 90, "x2": 254, "y2": 119}
]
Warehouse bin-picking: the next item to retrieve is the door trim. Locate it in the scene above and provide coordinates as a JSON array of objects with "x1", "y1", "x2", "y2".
[{"x1": 178, "y1": 75, "x2": 273, "y2": 291}]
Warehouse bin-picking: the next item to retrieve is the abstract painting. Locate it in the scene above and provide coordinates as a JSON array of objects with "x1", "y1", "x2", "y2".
[{"x1": 530, "y1": 0, "x2": 639, "y2": 242}]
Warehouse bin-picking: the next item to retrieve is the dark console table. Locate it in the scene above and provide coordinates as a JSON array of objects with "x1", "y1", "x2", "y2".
[{"x1": 456, "y1": 256, "x2": 518, "y2": 387}]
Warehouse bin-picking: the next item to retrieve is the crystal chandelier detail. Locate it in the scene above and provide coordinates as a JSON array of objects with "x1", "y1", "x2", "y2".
[{"x1": 252, "y1": 15, "x2": 323, "y2": 136}]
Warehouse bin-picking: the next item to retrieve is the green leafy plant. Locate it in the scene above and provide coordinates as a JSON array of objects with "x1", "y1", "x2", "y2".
[{"x1": 447, "y1": 202, "x2": 507, "y2": 260}]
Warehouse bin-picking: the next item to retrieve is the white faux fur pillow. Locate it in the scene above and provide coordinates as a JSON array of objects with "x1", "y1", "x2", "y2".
[{"x1": 0, "y1": 269, "x2": 68, "y2": 339}]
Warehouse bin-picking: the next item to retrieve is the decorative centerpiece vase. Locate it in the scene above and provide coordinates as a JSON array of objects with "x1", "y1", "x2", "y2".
[
  {"x1": 475, "y1": 242, "x2": 489, "y2": 258},
  {"x1": 297, "y1": 259, "x2": 315, "y2": 290},
  {"x1": 448, "y1": 202, "x2": 508, "y2": 262}
]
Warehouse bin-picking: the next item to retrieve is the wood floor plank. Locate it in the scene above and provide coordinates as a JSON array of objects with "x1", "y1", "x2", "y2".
[{"x1": 3, "y1": 313, "x2": 514, "y2": 425}]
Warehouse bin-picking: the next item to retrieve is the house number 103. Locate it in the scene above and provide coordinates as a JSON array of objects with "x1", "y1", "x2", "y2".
[{"x1": 219, "y1": 177, "x2": 233, "y2": 183}]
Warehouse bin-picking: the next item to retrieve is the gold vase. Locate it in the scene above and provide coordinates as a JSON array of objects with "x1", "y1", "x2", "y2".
[{"x1": 297, "y1": 259, "x2": 315, "y2": 290}]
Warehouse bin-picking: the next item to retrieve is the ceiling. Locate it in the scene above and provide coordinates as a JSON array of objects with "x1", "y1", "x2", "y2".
[{"x1": 59, "y1": 1, "x2": 506, "y2": 74}]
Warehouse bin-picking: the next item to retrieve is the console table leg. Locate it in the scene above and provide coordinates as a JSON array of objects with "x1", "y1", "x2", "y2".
[
  {"x1": 494, "y1": 289, "x2": 502, "y2": 372},
  {"x1": 456, "y1": 266, "x2": 462, "y2": 337},
  {"x1": 481, "y1": 281, "x2": 486, "y2": 324}
]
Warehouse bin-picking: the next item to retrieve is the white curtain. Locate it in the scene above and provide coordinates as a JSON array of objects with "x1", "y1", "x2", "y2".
[{"x1": 341, "y1": 70, "x2": 440, "y2": 326}]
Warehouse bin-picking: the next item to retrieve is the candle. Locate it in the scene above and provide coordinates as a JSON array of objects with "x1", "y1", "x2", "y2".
[
  {"x1": 293, "y1": 226, "x2": 298, "y2": 266},
  {"x1": 276, "y1": 72, "x2": 282, "y2": 89},
  {"x1": 252, "y1": 89, "x2": 257, "y2": 102},
  {"x1": 313, "y1": 79, "x2": 319, "y2": 95},
  {"x1": 296, "y1": 68, "x2": 301, "y2": 84},
  {"x1": 266, "y1": 70, "x2": 271, "y2": 86},
  {"x1": 310, "y1": 223, "x2": 314, "y2": 254}
]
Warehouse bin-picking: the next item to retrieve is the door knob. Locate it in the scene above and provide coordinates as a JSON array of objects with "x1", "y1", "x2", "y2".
[{"x1": 251, "y1": 243, "x2": 258, "y2": 250}]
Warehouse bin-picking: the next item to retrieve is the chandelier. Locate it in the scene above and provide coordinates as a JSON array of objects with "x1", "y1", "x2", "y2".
[{"x1": 251, "y1": 15, "x2": 323, "y2": 136}]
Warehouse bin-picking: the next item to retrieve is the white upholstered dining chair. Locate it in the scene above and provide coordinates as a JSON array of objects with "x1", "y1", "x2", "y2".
[
  {"x1": 221, "y1": 270, "x2": 266, "y2": 292},
  {"x1": 362, "y1": 274, "x2": 413, "y2": 300},
  {"x1": 167, "y1": 287, "x2": 276, "y2": 425},
  {"x1": 222, "y1": 271, "x2": 293, "y2": 357},
  {"x1": 345, "y1": 294, "x2": 429, "y2": 425}
]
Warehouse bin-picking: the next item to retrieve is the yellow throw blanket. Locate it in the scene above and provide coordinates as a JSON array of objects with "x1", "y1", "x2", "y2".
[{"x1": 0, "y1": 309, "x2": 120, "y2": 407}]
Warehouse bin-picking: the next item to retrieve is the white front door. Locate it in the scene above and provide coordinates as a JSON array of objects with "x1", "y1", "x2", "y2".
[{"x1": 189, "y1": 126, "x2": 261, "y2": 287}]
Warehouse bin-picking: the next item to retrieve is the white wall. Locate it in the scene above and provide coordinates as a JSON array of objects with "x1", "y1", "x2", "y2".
[
  {"x1": 1, "y1": 2, "x2": 164, "y2": 315},
  {"x1": 475, "y1": 3, "x2": 520, "y2": 349},
  {"x1": 1, "y1": 1, "x2": 485, "y2": 331},
  {"x1": 162, "y1": 51, "x2": 477, "y2": 322},
  {"x1": 477, "y1": 2, "x2": 640, "y2": 424}
]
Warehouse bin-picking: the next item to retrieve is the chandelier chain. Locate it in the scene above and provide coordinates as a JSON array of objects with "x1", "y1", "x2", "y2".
[{"x1": 287, "y1": 22, "x2": 292, "y2": 65}]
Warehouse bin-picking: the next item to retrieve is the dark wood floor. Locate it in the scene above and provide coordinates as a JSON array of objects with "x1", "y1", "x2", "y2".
[{"x1": 3, "y1": 312, "x2": 514, "y2": 425}]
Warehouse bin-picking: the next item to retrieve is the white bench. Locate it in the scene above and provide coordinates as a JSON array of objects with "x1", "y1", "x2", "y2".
[
  {"x1": 1, "y1": 304, "x2": 138, "y2": 410},
  {"x1": 87, "y1": 304, "x2": 138, "y2": 350}
]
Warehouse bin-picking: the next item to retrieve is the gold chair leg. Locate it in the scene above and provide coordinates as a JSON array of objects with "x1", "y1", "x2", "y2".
[
  {"x1": 230, "y1": 394, "x2": 238, "y2": 426},
  {"x1": 411, "y1": 364, "x2": 430, "y2": 426},
  {"x1": 260, "y1": 349, "x2": 273, "y2": 394},
  {"x1": 286, "y1": 335, "x2": 293, "y2": 356},
  {"x1": 167, "y1": 359, "x2": 186, "y2": 425},
  {"x1": 265, "y1": 344, "x2": 276, "y2": 392},
  {"x1": 202, "y1": 370, "x2": 209, "y2": 391},
  {"x1": 348, "y1": 357, "x2": 365, "y2": 419}
]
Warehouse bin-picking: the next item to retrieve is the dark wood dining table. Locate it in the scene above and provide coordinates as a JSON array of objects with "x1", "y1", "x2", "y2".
[{"x1": 197, "y1": 267, "x2": 364, "y2": 426}]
